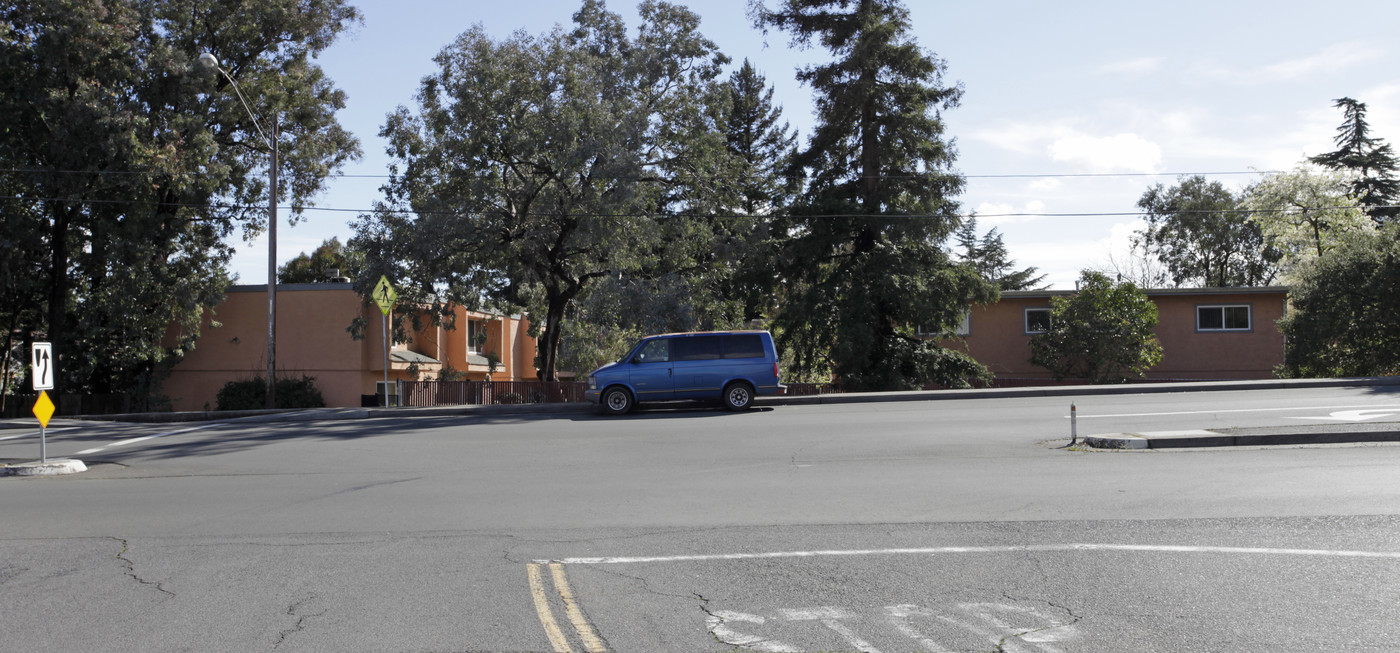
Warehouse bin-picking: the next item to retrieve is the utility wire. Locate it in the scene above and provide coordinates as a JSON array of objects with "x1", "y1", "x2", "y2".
[
  {"x1": 0, "y1": 167, "x2": 1291, "y2": 181},
  {"x1": 4, "y1": 194, "x2": 1388, "y2": 221}
]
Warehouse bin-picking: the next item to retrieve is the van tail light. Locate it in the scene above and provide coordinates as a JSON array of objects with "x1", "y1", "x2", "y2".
[{"x1": 774, "y1": 361, "x2": 781, "y2": 380}]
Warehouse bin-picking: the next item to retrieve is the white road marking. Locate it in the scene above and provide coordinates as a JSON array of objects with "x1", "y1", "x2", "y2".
[
  {"x1": 1065, "y1": 403, "x2": 1400, "y2": 419},
  {"x1": 1284, "y1": 409, "x2": 1399, "y2": 422},
  {"x1": 546, "y1": 543, "x2": 1400, "y2": 565},
  {"x1": 74, "y1": 423, "x2": 228, "y2": 455},
  {"x1": 0, "y1": 427, "x2": 78, "y2": 442}
]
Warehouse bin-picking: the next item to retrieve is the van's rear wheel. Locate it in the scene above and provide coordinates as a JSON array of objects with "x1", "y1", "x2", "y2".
[
  {"x1": 723, "y1": 382, "x2": 754, "y2": 411},
  {"x1": 601, "y1": 386, "x2": 634, "y2": 415}
]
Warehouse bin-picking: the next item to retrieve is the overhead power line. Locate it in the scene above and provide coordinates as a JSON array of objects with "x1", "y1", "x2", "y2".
[
  {"x1": 4, "y1": 194, "x2": 1388, "y2": 221},
  {"x1": 1, "y1": 167, "x2": 1290, "y2": 181}
]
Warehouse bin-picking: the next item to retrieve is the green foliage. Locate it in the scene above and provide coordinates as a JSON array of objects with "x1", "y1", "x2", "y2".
[
  {"x1": 353, "y1": 1, "x2": 737, "y2": 381},
  {"x1": 1241, "y1": 167, "x2": 1374, "y2": 283},
  {"x1": 215, "y1": 375, "x2": 325, "y2": 410},
  {"x1": 726, "y1": 59, "x2": 799, "y2": 215},
  {"x1": 1278, "y1": 228, "x2": 1400, "y2": 378},
  {"x1": 278, "y1": 237, "x2": 363, "y2": 283},
  {"x1": 956, "y1": 217, "x2": 1046, "y2": 291},
  {"x1": 558, "y1": 320, "x2": 646, "y2": 377},
  {"x1": 1307, "y1": 97, "x2": 1400, "y2": 224},
  {"x1": 752, "y1": 0, "x2": 998, "y2": 391},
  {"x1": 0, "y1": 0, "x2": 361, "y2": 400},
  {"x1": 1030, "y1": 271, "x2": 1164, "y2": 384},
  {"x1": 1134, "y1": 176, "x2": 1279, "y2": 287}
]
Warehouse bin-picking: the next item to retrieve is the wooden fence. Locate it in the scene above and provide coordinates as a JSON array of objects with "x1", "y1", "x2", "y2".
[{"x1": 400, "y1": 380, "x2": 590, "y2": 407}]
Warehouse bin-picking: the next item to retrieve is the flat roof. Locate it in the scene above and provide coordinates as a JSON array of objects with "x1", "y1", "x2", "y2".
[{"x1": 1002, "y1": 286, "x2": 1288, "y2": 299}]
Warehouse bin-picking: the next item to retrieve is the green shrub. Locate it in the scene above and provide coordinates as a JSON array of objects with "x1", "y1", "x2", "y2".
[{"x1": 215, "y1": 375, "x2": 326, "y2": 410}]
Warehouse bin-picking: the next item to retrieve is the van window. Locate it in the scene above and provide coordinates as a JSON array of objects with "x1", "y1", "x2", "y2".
[
  {"x1": 633, "y1": 339, "x2": 669, "y2": 363},
  {"x1": 722, "y1": 334, "x2": 766, "y2": 359},
  {"x1": 673, "y1": 335, "x2": 722, "y2": 361}
]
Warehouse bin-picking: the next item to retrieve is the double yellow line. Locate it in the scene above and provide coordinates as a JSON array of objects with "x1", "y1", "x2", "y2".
[{"x1": 527, "y1": 562, "x2": 608, "y2": 653}]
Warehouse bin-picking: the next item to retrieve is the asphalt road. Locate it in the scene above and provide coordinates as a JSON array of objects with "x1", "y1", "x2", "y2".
[{"x1": 2, "y1": 385, "x2": 1399, "y2": 652}]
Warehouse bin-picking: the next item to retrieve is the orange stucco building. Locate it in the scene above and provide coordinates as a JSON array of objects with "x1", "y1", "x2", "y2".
[
  {"x1": 164, "y1": 284, "x2": 539, "y2": 410},
  {"x1": 946, "y1": 286, "x2": 1289, "y2": 381}
]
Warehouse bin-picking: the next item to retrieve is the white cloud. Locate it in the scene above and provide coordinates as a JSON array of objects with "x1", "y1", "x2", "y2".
[
  {"x1": 1261, "y1": 42, "x2": 1385, "y2": 80},
  {"x1": 968, "y1": 122, "x2": 1050, "y2": 155},
  {"x1": 1098, "y1": 57, "x2": 1163, "y2": 76},
  {"x1": 1200, "y1": 42, "x2": 1385, "y2": 84},
  {"x1": 1027, "y1": 178, "x2": 1061, "y2": 191},
  {"x1": 1048, "y1": 132, "x2": 1162, "y2": 173},
  {"x1": 975, "y1": 200, "x2": 1048, "y2": 226}
]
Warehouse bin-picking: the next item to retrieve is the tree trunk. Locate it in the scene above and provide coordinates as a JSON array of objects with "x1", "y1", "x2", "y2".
[
  {"x1": 45, "y1": 208, "x2": 72, "y2": 396},
  {"x1": 536, "y1": 286, "x2": 570, "y2": 382}
]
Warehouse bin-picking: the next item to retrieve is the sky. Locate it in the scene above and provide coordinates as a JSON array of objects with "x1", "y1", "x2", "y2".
[{"x1": 226, "y1": 0, "x2": 1400, "y2": 290}]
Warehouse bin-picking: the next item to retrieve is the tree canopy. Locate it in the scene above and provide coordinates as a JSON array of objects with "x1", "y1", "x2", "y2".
[
  {"x1": 1278, "y1": 227, "x2": 1400, "y2": 377},
  {"x1": 956, "y1": 217, "x2": 1046, "y2": 291},
  {"x1": 0, "y1": 0, "x2": 361, "y2": 399},
  {"x1": 1308, "y1": 97, "x2": 1399, "y2": 224},
  {"x1": 353, "y1": 0, "x2": 738, "y2": 381},
  {"x1": 1241, "y1": 167, "x2": 1373, "y2": 283},
  {"x1": 1134, "y1": 175, "x2": 1278, "y2": 287},
  {"x1": 278, "y1": 237, "x2": 363, "y2": 284},
  {"x1": 1029, "y1": 271, "x2": 1163, "y2": 384},
  {"x1": 752, "y1": 0, "x2": 996, "y2": 390}
]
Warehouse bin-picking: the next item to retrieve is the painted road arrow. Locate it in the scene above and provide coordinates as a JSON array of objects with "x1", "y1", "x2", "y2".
[{"x1": 1284, "y1": 409, "x2": 1400, "y2": 422}]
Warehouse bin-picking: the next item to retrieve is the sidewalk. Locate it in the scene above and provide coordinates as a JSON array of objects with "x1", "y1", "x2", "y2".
[{"x1": 3, "y1": 377, "x2": 1399, "y2": 449}]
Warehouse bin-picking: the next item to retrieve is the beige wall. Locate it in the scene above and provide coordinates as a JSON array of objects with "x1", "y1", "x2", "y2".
[
  {"x1": 165, "y1": 285, "x2": 540, "y2": 410},
  {"x1": 948, "y1": 288, "x2": 1288, "y2": 381}
]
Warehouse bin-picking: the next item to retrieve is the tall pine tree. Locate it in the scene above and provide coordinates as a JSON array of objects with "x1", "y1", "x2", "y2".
[
  {"x1": 1308, "y1": 97, "x2": 1400, "y2": 224},
  {"x1": 726, "y1": 59, "x2": 798, "y2": 214},
  {"x1": 753, "y1": 0, "x2": 996, "y2": 390},
  {"x1": 955, "y1": 217, "x2": 1046, "y2": 291}
]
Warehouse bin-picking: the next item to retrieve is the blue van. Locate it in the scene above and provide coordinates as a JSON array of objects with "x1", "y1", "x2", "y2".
[{"x1": 585, "y1": 330, "x2": 785, "y2": 414}]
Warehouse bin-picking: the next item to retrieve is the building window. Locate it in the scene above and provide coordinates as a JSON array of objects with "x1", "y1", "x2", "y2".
[
  {"x1": 916, "y1": 312, "x2": 971, "y2": 337},
  {"x1": 1197, "y1": 304, "x2": 1252, "y2": 332},
  {"x1": 1025, "y1": 307, "x2": 1052, "y2": 334},
  {"x1": 464, "y1": 318, "x2": 487, "y2": 351}
]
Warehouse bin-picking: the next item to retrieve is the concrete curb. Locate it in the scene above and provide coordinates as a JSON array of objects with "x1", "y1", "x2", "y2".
[
  {"x1": 0, "y1": 458, "x2": 88, "y2": 476},
  {"x1": 767, "y1": 376, "x2": 1400, "y2": 406},
  {"x1": 3, "y1": 376, "x2": 1395, "y2": 428},
  {"x1": 1084, "y1": 428, "x2": 1400, "y2": 449}
]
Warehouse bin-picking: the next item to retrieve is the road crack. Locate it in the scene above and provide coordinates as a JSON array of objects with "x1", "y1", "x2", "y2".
[
  {"x1": 111, "y1": 537, "x2": 174, "y2": 599},
  {"x1": 273, "y1": 594, "x2": 326, "y2": 649}
]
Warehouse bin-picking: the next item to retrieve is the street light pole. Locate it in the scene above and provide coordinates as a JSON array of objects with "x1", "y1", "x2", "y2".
[
  {"x1": 200, "y1": 52, "x2": 278, "y2": 409},
  {"x1": 266, "y1": 113, "x2": 278, "y2": 410}
]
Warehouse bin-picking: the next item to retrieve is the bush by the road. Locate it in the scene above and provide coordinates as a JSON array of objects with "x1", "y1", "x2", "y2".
[{"x1": 215, "y1": 375, "x2": 326, "y2": 410}]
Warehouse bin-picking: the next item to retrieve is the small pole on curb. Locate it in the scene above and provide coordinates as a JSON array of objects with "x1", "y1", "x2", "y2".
[
  {"x1": 1070, "y1": 403, "x2": 1078, "y2": 445},
  {"x1": 372, "y1": 276, "x2": 397, "y2": 408},
  {"x1": 31, "y1": 343, "x2": 55, "y2": 462}
]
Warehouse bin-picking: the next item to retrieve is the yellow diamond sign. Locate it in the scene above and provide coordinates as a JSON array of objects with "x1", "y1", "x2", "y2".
[
  {"x1": 373, "y1": 275, "x2": 397, "y2": 315},
  {"x1": 33, "y1": 390, "x2": 55, "y2": 428}
]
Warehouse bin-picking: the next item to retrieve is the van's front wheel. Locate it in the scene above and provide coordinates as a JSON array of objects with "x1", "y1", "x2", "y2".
[
  {"x1": 722, "y1": 382, "x2": 754, "y2": 411},
  {"x1": 601, "y1": 386, "x2": 635, "y2": 415}
]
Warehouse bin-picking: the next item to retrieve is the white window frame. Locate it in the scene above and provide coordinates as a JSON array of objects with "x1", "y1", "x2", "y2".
[
  {"x1": 1196, "y1": 304, "x2": 1253, "y2": 332},
  {"x1": 1024, "y1": 307, "x2": 1052, "y2": 334},
  {"x1": 467, "y1": 319, "x2": 486, "y2": 354}
]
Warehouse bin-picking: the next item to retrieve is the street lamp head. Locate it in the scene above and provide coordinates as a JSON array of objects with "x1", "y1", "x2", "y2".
[{"x1": 198, "y1": 52, "x2": 219, "y2": 70}]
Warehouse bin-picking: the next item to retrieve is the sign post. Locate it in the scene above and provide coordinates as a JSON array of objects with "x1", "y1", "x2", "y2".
[
  {"x1": 31, "y1": 343, "x2": 54, "y2": 462},
  {"x1": 373, "y1": 276, "x2": 398, "y2": 408}
]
